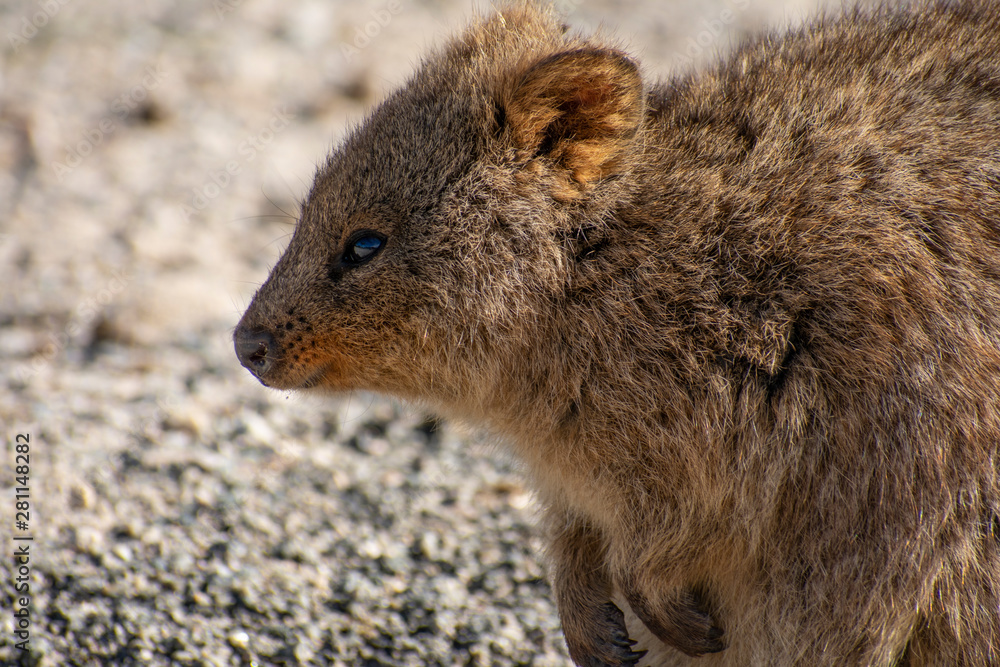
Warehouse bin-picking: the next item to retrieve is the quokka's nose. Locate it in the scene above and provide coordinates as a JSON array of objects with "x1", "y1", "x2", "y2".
[{"x1": 234, "y1": 326, "x2": 277, "y2": 379}]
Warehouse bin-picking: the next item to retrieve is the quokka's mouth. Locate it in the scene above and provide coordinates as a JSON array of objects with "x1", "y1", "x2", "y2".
[{"x1": 297, "y1": 363, "x2": 334, "y2": 390}]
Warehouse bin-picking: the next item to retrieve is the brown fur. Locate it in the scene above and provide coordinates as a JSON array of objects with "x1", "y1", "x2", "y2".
[{"x1": 235, "y1": 2, "x2": 1000, "y2": 664}]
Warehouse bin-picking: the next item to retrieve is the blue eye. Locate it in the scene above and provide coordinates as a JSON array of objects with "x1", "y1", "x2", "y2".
[{"x1": 343, "y1": 232, "x2": 385, "y2": 266}]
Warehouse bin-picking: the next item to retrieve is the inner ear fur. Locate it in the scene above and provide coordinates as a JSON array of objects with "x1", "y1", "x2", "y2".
[{"x1": 504, "y1": 47, "x2": 644, "y2": 191}]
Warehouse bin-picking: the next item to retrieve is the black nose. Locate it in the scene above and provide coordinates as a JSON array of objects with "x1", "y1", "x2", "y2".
[{"x1": 235, "y1": 327, "x2": 277, "y2": 378}]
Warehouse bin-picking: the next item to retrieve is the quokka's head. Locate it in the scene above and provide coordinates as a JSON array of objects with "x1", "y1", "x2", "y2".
[{"x1": 235, "y1": 5, "x2": 644, "y2": 405}]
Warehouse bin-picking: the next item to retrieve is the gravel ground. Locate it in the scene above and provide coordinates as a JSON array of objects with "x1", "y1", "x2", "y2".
[{"x1": 1, "y1": 0, "x2": 851, "y2": 665}]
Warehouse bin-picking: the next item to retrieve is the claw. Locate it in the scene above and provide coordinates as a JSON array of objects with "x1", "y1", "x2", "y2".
[
  {"x1": 581, "y1": 648, "x2": 646, "y2": 667},
  {"x1": 569, "y1": 602, "x2": 648, "y2": 667}
]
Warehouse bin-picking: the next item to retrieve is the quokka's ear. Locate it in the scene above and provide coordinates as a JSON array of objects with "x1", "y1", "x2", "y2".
[{"x1": 504, "y1": 48, "x2": 643, "y2": 193}]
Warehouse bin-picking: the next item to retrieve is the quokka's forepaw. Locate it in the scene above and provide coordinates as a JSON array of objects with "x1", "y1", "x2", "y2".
[
  {"x1": 568, "y1": 602, "x2": 647, "y2": 667},
  {"x1": 665, "y1": 600, "x2": 725, "y2": 656},
  {"x1": 621, "y1": 584, "x2": 726, "y2": 657}
]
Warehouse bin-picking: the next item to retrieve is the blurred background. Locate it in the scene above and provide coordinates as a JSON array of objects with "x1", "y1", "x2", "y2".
[{"x1": 1, "y1": 0, "x2": 861, "y2": 664}]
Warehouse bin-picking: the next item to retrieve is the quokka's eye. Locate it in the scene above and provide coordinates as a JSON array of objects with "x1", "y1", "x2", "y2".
[{"x1": 342, "y1": 232, "x2": 386, "y2": 267}]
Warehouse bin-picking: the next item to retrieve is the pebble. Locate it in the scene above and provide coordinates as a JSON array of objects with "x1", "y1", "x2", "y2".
[{"x1": 228, "y1": 631, "x2": 250, "y2": 648}]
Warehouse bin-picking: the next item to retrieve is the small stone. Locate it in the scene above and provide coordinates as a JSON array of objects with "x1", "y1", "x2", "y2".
[
  {"x1": 74, "y1": 526, "x2": 105, "y2": 554},
  {"x1": 228, "y1": 630, "x2": 250, "y2": 648},
  {"x1": 241, "y1": 410, "x2": 277, "y2": 444},
  {"x1": 68, "y1": 481, "x2": 96, "y2": 509},
  {"x1": 112, "y1": 544, "x2": 133, "y2": 562}
]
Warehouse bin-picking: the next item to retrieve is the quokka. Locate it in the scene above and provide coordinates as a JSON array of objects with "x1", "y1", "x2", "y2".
[{"x1": 236, "y1": 2, "x2": 1000, "y2": 664}]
